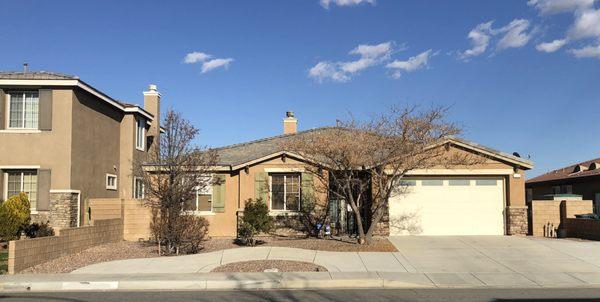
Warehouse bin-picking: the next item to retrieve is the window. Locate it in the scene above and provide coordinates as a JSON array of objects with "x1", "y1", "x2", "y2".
[
  {"x1": 552, "y1": 186, "x2": 561, "y2": 194},
  {"x1": 475, "y1": 179, "x2": 497, "y2": 186},
  {"x1": 133, "y1": 177, "x2": 144, "y2": 199},
  {"x1": 136, "y1": 117, "x2": 145, "y2": 151},
  {"x1": 449, "y1": 179, "x2": 471, "y2": 186},
  {"x1": 4, "y1": 170, "x2": 37, "y2": 211},
  {"x1": 106, "y1": 174, "x2": 117, "y2": 190},
  {"x1": 8, "y1": 91, "x2": 39, "y2": 129},
  {"x1": 184, "y1": 177, "x2": 213, "y2": 213},
  {"x1": 270, "y1": 174, "x2": 301, "y2": 211},
  {"x1": 399, "y1": 179, "x2": 417, "y2": 186},
  {"x1": 562, "y1": 185, "x2": 573, "y2": 194},
  {"x1": 422, "y1": 179, "x2": 443, "y2": 186}
]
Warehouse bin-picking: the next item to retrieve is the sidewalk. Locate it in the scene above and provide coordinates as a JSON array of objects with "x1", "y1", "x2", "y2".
[
  {"x1": 3, "y1": 271, "x2": 600, "y2": 292},
  {"x1": 72, "y1": 247, "x2": 402, "y2": 274}
]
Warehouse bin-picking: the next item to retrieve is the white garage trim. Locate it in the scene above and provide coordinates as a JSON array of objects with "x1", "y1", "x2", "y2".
[
  {"x1": 403, "y1": 168, "x2": 514, "y2": 175},
  {"x1": 389, "y1": 176, "x2": 506, "y2": 236}
]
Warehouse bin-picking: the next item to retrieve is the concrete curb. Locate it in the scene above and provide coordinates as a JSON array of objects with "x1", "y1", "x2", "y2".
[{"x1": 2, "y1": 272, "x2": 600, "y2": 292}]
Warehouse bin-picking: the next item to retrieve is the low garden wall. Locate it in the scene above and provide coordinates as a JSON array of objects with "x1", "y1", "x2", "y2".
[
  {"x1": 7, "y1": 218, "x2": 123, "y2": 274},
  {"x1": 530, "y1": 199, "x2": 593, "y2": 236},
  {"x1": 564, "y1": 218, "x2": 600, "y2": 241},
  {"x1": 89, "y1": 198, "x2": 152, "y2": 241}
]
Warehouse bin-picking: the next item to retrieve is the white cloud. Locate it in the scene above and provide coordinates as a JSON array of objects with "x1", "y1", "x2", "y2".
[
  {"x1": 201, "y1": 58, "x2": 234, "y2": 73},
  {"x1": 308, "y1": 42, "x2": 393, "y2": 82},
  {"x1": 459, "y1": 19, "x2": 533, "y2": 59},
  {"x1": 569, "y1": 44, "x2": 600, "y2": 57},
  {"x1": 309, "y1": 61, "x2": 350, "y2": 83},
  {"x1": 568, "y1": 8, "x2": 600, "y2": 39},
  {"x1": 460, "y1": 21, "x2": 494, "y2": 59},
  {"x1": 528, "y1": 0, "x2": 596, "y2": 15},
  {"x1": 536, "y1": 39, "x2": 568, "y2": 52},
  {"x1": 386, "y1": 49, "x2": 434, "y2": 79},
  {"x1": 320, "y1": 0, "x2": 375, "y2": 9},
  {"x1": 495, "y1": 19, "x2": 533, "y2": 50},
  {"x1": 183, "y1": 52, "x2": 212, "y2": 64},
  {"x1": 184, "y1": 51, "x2": 234, "y2": 74}
]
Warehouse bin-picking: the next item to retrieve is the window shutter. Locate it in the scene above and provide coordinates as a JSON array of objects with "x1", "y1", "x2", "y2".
[
  {"x1": 254, "y1": 172, "x2": 268, "y2": 203},
  {"x1": 0, "y1": 89, "x2": 5, "y2": 130},
  {"x1": 38, "y1": 89, "x2": 53, "y2": 131},
  {"x1": 0, "y1": 171, "x2": 4, "y2": 201},
  {"x1": 37, "y1": 169, "x2": 52, "y2": 211},
  {"x1": 301, "y1": 172, "x2": 314, "y2": 204},
  {"x1": 212, "y1": 174, "x2": 226, "y2": 213}
]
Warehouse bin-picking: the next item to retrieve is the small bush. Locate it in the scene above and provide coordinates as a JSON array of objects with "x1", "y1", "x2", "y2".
[
  {"x1": 0, "y1": 193, "x2": 31, "y2": 241},
  {"x1": 238, "y1": 199, "x2": 274, "y2": 246},
  {"x1": 24, "y1": 221, "x2": 55, "y2": 238},
  {"x1": 180, "y1": 215, "x2": 209, "y2": 254}
]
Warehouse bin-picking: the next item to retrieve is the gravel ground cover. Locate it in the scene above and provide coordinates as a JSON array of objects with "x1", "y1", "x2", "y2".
[
  {"x1": 20, "y1": 241, "x2": 158, "y2": 274},
  {"x1": 212, "y1": 260, "x2": 327, "y2": 273},
  {"x1": 20, "y1": 236, "x2": 396, "y2": 274}
]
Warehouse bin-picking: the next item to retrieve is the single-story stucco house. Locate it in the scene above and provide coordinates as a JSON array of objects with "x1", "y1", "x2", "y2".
[{"x1": 189, "y1": 112, "x2": 533, "y2": 237}]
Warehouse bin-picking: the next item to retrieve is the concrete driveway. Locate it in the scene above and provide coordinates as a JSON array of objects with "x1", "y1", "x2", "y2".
[{"x1": 388, "y1": 236, "x2": 600, "y2": 285}]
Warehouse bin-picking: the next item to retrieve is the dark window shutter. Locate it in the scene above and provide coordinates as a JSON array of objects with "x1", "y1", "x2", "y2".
[
  {"x1": 212, "y1": 174, "x2": 226, "y2": 213},
  {"x1": 0, "y1": 171, "x2": 4, "y2": 201},
  {"x1": 37, "y1": 169, "x2": 52, "y2": 211},
  {"x1": 38, "y1": 89, "x2": 53, "y2": 131},
  {"x1": 0, "y1": 89, "x2": 5, "y2": 130},
  {"x1": 254, "y1": 172, "x2": 268, "y2": 203}
]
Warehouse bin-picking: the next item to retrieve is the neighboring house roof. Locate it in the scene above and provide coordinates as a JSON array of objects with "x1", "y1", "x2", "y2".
[
  {"x1": 213, "y1": 127, "x2": 533, "y2": 170},
  {"x1": 527, "y1": 157, "x2": 600, "y2": 184},
  {"x1": 0, "y1": 71, "x2": 78, "y2": 80},
  {"x1": 0, "y1": 71, "x2": 153, "y2": 121}
]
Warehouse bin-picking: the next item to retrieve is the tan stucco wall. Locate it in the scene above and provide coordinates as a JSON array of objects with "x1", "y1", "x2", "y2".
[
  {"x1": 0, "y1": 88, "x2": 73, "y2": 189},
  {"x1": 70, "y1": 89, "x2": 123, "y2": 204}
]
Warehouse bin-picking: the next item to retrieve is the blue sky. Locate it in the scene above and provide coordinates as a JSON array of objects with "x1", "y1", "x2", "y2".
[{"x1": 2, "y1": 0, "x2": 600, "y2": 178}]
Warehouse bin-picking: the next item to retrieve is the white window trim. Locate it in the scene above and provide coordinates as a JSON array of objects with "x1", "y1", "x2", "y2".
[
  {"x1": 6, "y1": 91, "x2": 39, "y2": 130},
  {"x1": 269, "y1": 174, "x2": 301, "y2": 212},
  {"x1": 133, "y1": 177, "x2": 145, "y2": 199},
  {"x1": 135, "y1": 118, "x2": 145, "y2": 151},
  {"x1": 3, "y1": 170, "x2": 37, "y2": 212},
  {"x1": 106, "y1": 174, "x2": 118, "y2": 190}
]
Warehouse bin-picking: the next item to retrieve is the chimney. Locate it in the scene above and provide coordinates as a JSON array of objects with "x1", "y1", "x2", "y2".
[
  {"x1": 23, "y1": 63, "x2": 29, "y2": 73},
  {"x1": 144, "y1": 84, "x2": 161, "y2": 153},
  {"x1": 283, "y1": 111, "x2": 297, "y2": 135}
]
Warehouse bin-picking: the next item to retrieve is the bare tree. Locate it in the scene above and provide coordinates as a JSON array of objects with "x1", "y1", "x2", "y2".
[
  {"x1": 135, "y1": 109, "x2": 218, "y2": 254},
  {"x1": 284, "y1": 106, "x2": 479, "y2": 244}
]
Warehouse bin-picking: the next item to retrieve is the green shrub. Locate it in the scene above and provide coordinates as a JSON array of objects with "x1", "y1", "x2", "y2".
[
  {"x1": 0, "y1": 193, "x2": 31, "y2": 241},
  {"x1": 24, "y1": 221, "x2": 55, "y2": 238},
  {"x1": 238, "y1": 199, "x2": 274, "y2": 246}
]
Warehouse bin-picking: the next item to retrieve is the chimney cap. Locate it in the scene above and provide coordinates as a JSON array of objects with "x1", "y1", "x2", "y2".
[
  {"x1": 148, "y1": 84, "x2": 158, "y2": 91},
  {"x1": 286, "y1": 111, "x2": 295, "y2": 118}
]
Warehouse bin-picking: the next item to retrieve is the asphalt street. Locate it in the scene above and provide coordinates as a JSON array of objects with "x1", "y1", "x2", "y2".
[{"x1": 2, "y1": 288, "x2": 600, "y2": 302}]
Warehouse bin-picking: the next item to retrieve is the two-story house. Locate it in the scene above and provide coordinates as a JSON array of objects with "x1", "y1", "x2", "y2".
[{"x1": 0, "y1": 70, "x2": 160, "y2": 229}]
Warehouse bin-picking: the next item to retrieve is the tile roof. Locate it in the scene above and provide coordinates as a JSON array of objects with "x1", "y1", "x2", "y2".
[
  {"x1": 0, "y1": 71, "x2": 78, "y2": 80},
  {"x1": 527, "y1": 156, "x2": 600, "y2": 184},
  {"x1": 213, "y1": 127, "x2": 533, "y2": 169}
]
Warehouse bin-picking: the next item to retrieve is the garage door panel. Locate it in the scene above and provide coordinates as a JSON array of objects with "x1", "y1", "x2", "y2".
[{"x1": 389, "y1": 177, "x2": 505, "y2": 236}]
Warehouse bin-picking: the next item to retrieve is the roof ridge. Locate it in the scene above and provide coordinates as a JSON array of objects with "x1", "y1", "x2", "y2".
[{"x1": 212, "y1": 126, "x2": 340, "y2": 151}]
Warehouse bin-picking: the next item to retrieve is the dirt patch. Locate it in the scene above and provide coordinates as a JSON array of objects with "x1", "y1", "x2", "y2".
[
  {"x1": 212, "y1": 260, "x2": 326, "y2": 273},
  {"x1": 200, "y1": 236, "x2": 398, "y2": 253},
  {"x1": 19, "y1": 237, "x2": 395, "y2": 274},
  {"x1": 20, "y1": 241, "x2": 158, "y2": 274}
]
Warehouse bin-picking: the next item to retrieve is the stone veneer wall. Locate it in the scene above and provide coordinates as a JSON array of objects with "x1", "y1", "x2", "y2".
[
  {"x1": 7, "y1": 218, "x2": 123, "y2": 274},
  {"x1": 49, "y1": 192, "x2": 79, "y2": 229},
  {"x1": 507, "y1": 206, "x2": 528, "y2": 235}
]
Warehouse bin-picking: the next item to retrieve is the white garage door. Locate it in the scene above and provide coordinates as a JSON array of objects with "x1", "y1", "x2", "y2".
[{"x1": 389, "y1": 177, "x2": 505, "y2": 236}]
